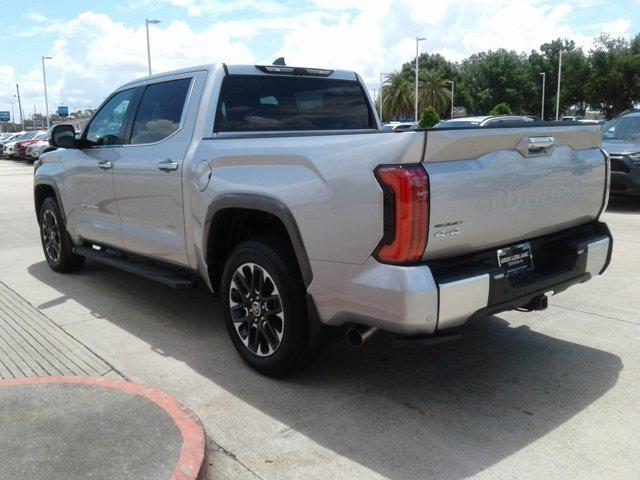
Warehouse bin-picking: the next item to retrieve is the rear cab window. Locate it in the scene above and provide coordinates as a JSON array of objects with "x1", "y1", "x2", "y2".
[{"x1": 215, "y1": 75, "x2": 374, "y2": 132}]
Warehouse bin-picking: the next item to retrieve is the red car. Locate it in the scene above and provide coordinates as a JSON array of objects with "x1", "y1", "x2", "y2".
[{"x1": 16, "y1": 132, "x2": 48, "y2": 158}]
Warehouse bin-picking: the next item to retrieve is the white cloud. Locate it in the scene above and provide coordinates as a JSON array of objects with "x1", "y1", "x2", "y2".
[
  {"x1": 601, "y1": 17, "x2": 631, "y2": 38},
  {"x1": 2, "y1": 1, "x2": 636, "y2": 114},
  {"x1": 25, "y1": 11, "x2": 47, "y2": 23}
]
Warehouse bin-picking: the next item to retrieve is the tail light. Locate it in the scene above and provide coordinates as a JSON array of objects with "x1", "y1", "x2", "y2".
[{"x1": 374, "y1": 164, "x2": 429, "y2": 264}]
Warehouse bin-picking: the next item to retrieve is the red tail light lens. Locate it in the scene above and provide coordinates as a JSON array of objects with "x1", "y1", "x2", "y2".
[{"x1": 374, "y1": 164, "x2": 429, "y2": 264}]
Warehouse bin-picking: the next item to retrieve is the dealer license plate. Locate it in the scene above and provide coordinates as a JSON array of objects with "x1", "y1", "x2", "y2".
[{"x1": 497, "y1": 242, "x2": 533, "y2": 275}]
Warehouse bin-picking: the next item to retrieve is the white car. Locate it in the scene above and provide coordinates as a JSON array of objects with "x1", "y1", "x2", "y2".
[{"x1": 26, "y1": 140, "x2": 51, "y2": 161}]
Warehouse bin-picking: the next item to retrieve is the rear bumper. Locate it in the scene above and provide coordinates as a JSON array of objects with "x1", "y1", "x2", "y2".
[{"x1": 309, "y1": 222, "x2": 612, "y2": 335}]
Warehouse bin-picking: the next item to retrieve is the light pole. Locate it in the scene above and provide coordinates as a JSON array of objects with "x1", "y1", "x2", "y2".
[
  {"x1": 42, "y1": 56, "x2": 52, "y2": 130},
  {"x1": 145, "y1": 19, "x2": 161, "y2": 76},
  {"x1": 379, "y1": 72, "x2": 391, "y2": 123},
  {"x1": 539, "y1": 72, "x2": 546, "y2": 121},
  {"x1": 415, "y1": 36, "x2": 426, "y2": 122},
  {"x1": 447, "y1": 80, "x2": 454, "y2": 119},
  {"x1": 10, "y1": 99, "x2": 16, "y2": 132},
  {"x1": 555, "y1": 50, "x2": 564, "y2": 121},
  {"x1": 15, "y1": 84, "x2": 24, "y2": 130}
]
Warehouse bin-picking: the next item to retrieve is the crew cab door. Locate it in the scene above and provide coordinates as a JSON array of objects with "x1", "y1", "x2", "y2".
[
  {"x1": 63, "y1": 88, "x2": 138, "y2": 248},
  {"x1": 113, "y1": 73, "x2": 201, "y2": 266}
]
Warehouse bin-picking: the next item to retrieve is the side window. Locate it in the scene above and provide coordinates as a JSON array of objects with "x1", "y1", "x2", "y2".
[
  {"x1": 85, "y1": 89, "x2": 136, "y2": 145},
  {"x1": 130, "y1": 78, "x2": 191, "y2": 144}
]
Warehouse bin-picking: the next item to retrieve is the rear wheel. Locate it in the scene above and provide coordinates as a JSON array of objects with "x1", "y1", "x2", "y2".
[
  {"x1": 38, "y1": 197, "x2": 85, "y2": 273},
  {"x1": 221, "y1": 237, "x2": 320, "y2": 376}
]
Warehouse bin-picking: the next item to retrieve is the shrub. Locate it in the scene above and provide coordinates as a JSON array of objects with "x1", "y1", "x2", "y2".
[
  {"x1": 419, "y1": 106, "x2": 441, "y2": 128},
  {"x1": 489, "y1": 102, "x2": 512, "y2": 116}
]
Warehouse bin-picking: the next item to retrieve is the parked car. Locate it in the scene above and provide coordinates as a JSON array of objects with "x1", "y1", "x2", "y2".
[
  {"x1": 2, "y1": 131, "x2": 40, "y2": 158},
  {"x1": 434, "y1": 115, "x2": 534, "y2": 128},
  {"x1": 36, "y1": 63, "x2": 612, "y2": 376},
  {"x1": 562, "y1": 115, "x2": 586, "y2": 122},
  {"x1": 381, "y1": 121, "x2": 419, "y2": 131},
  {"x1": 601, "y1": 111, "x2": 640, "y2": 197},
  {"x1": 26, "y1": 138, "x2": 53, "y2": 162},
  {"x1": 16, "y1": 131, "x2": 47, "y2": 159},
  {"x1": 1, "y1": 132, "x2": 26, "y2": 157}
]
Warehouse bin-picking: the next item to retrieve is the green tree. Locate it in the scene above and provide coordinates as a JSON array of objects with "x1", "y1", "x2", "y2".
[
  {"x1": 489, "y1": 102, "x2": 512, "y2": 115},
  {"x1": 379, "y1": 71, "x2": 414, "y2": 121},
  {"x1": 457, "y1": 49, "x2": 531, "y2": 115},
  {"x1": 586, "y1": 34, "x2": 640, "y2": 118},
  {"x1": 418, "y1": 70, "x2": 451, "y2": 116},
  {"x1": 418, "y1": 106, "x2": 441, "y2": 128}
]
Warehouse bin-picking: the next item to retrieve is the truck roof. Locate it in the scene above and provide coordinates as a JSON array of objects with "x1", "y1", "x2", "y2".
[{"x1": 119, "y1": 63, "x2": 359, "y2": 90}]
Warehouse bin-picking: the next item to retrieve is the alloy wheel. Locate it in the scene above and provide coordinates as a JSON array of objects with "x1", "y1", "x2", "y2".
[
  {"x1": 42, "y1": 209, "x2": 61, "y2": 263},
  {"x1": 229, "y1": 262, "x2": 285, "y2": 357}
]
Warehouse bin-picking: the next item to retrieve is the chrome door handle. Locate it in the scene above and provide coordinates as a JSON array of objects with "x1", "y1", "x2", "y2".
[
  {"x1": 97, "y1": 160, "x2": 112, "y2": 170},
  {"x1": 527, "y1": 136, "x2": 555, "y2": 151},
  {"x1": 158, "y1": 159, "x2": 179, "y2": 171}
]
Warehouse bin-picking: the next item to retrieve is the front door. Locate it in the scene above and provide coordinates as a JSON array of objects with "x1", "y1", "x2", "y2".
[
  {"x1": 113, "y1": 76, "x2": 195, "y2": 266},
  {"x1": 63, "y1": 88, "x2": 138, "y2": 248}
]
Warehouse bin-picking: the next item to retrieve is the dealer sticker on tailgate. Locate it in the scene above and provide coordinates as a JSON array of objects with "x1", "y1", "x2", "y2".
[{"x1": 497, "y1": 242, "x2": 534, "y2": 275}]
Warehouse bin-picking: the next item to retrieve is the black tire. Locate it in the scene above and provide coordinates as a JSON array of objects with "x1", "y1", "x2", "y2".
[
  {"x1": 38, "y1": 197, "x2": 85, "y2": 273},
  {"x1": 221, "y1": 237, "x2": 320, "y2": 376}
]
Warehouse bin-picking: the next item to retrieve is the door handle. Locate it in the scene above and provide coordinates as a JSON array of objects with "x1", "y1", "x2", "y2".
[
  {"x1": 158, "y1": 159, "x2": 179, "y2": 171},
  {"x1": 527, "y1": 136, "x2": 555, "y2": 151},
  {"x1": 97, "y1": 160, "x2": 112, "y2": 170}
]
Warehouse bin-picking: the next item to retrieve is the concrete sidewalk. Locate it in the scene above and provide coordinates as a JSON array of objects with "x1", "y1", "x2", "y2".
[
  {"x1": 0, "y1": 278, "x2": 207, "y2": 480},
  {"x1": 0, "y1": 281, "x2": 116, "y2": 379}
]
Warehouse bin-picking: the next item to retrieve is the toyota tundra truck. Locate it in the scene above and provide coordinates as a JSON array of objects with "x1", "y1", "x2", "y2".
[{"x1": 34, "y1": 63, "x2": 612, "y2": 376}]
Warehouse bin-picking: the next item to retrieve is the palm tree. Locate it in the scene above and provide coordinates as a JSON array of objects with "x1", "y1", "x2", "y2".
[
  {"x1": 418, "y1": 70, "x2": 452, "y2": 117},
  {"x1": 379, "y1": 71, "x2": 413, "y2": 121}
]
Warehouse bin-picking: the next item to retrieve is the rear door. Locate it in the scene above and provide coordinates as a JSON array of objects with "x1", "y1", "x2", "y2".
[
  {"x1": 113, "y1": 73, "x2": 201, "y2": 266},
  {"x1": 64, "y1": 88, "x2": 138, "y2": 248},
  {"x1": 422, "y1": 125, "x2": 607, "y2": 260}
]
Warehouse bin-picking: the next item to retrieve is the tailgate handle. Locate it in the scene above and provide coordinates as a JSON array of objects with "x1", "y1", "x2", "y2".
[{"x1": 527, "y1": 136, "x2": 555, "y2": 151}]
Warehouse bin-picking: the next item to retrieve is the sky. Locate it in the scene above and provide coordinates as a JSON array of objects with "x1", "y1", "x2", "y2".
[{"x1": 1, "y1": 0, "x2": 639, "y2": 120}]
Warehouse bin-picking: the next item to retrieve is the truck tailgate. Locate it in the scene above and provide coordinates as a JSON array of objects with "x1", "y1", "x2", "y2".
[{"x1": 422, "y1": 125, "x2": 607, "y2": 260}]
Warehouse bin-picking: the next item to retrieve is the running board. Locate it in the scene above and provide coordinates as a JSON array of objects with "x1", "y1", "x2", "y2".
[{"x1": 72, "y1": 247, "x2": 196, "y2": 290}]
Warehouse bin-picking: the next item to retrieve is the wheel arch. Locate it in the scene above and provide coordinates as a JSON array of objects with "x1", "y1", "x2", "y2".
[
  {"x1": 34, "y1": 177, "x2": 65, "y2": 221},
  {"x1": 202, "y1": 193, "x2": 313, "y2": 291}
]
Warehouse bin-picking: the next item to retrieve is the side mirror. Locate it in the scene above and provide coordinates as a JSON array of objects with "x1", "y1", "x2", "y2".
[{"x1": 49, "y1": 124, "x2": 76, "y2": 149}]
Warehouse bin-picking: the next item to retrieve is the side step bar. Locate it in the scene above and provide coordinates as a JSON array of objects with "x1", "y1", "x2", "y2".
[{"x1": 72, "y1": 247, "x2": 196, "y2": 290}]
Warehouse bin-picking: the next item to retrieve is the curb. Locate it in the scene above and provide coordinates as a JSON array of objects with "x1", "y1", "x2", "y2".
[{"x1": 0, "y1": 376, "x2": 207, "y2": 480}]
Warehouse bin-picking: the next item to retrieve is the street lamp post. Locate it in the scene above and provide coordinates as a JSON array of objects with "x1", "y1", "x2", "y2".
[
  {"x1": 447, "y1": 80, "x2": 455, "y2": 119},
  {"x1": 555, "y1": 50, "x2": 564, "y2": 121},
  {"x1": 15, "y1": 84, "x2": 24, "y2": 131},
  {"x1": 415, "y1": 36, "x2": 426, "y2": 122},
  {"x1": 42, "y1": 56, "x2": 52, "y2": 130},
  {"x1": 10, "y1": 99, "x2": 16, "y2": 132},
  {"x1": 539, "y1": 72, "x2": 546, "y2": 121},
  {"x1": 145, "y1": 19, "x2": 161, "y2": 76}
]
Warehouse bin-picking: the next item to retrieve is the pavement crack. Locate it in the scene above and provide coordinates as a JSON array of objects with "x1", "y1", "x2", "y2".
[
  {"x1": 550, "y1": 303, "x2": 640, "y2": 326},
  {"x1": 207, "y1": 438, "x2": 265, "y2": 480}
]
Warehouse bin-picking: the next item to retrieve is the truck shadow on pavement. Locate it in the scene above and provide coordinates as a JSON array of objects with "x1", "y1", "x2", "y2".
[
  {"x1": 607, "y1": 196, "x2": 640, "y2": 213},
  {"x1": 27, "y1": 260, "x2": 623, "y2": 480}
]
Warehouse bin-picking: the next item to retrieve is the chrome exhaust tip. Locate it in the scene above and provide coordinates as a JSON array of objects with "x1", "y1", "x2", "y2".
[{"x1": 346, "y1": 325, "x2": 379, "y2": 347}]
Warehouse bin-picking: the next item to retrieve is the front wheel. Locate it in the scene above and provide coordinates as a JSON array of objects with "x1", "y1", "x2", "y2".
[
  {"x1": 38, "y1": 197, "x2": 85, "y2": 273},
  {"x1": 221, "y1": 237, "x2": 320, "y2": 376}
]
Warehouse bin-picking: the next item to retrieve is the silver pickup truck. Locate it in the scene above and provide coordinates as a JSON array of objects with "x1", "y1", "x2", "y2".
[{"x1": 35, "y1": 63, "x2": 612, "y2": 376}]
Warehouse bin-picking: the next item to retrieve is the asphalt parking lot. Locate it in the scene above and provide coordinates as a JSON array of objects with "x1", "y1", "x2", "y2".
[{"x1": 1, "y1": 158, "x2": 639, "y2": 480}]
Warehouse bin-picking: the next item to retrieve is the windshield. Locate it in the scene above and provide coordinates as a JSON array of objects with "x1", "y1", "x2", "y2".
[{"x1": 603, "y1": 116, "x2": 640, "y2": 141}]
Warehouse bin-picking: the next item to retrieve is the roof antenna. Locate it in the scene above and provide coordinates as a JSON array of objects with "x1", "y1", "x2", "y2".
[{"x1": 272, "y1": 57, "x2": 286, "y2": 66}]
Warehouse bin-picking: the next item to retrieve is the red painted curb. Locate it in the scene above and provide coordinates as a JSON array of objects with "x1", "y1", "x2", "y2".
[{"x1": 0, "y1": 376, "x2": 207, "y2": 480}]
